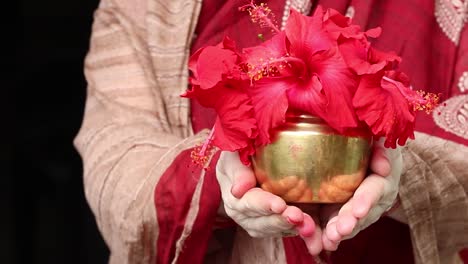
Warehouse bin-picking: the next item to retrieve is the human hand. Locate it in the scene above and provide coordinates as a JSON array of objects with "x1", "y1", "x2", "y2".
[
  {"x1": 216, "y1": 151, "x2": 316, "y2": 239},
  {"x1": 319, "y1": 139, "x2": 402, "y2": 251}
]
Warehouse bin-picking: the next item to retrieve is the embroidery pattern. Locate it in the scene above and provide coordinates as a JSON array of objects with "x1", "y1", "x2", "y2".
[
  {"x1": 458, "y1": 71, "x2": 468, "y2": 92},
  {"x1": 433, "y1": 94, "x2": 468, "y2": 139},
  {"x1": 345, "y1": 6, "x2": 355, "y2": 18},
  {"x1": 281, "y1": 0, "x2": 313, "y2": 29},
  {"x1": 434, "y1": 0, "x2": 468, "y2": 44}
]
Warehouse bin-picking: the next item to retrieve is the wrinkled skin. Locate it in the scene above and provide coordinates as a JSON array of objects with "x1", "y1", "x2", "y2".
[{"x1": 216, "y1": 139, "x2": 401, "y2": 255}]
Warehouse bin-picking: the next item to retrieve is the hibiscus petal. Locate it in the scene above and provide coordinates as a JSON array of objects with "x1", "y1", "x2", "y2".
[
  {"x1": 323, "y1": 8, "x2": 351, "y2": 28},
  {"x1": 238, "y1": 144, "x2": 256, "y2": 166},
  {"x1": 218, "y1": 36, "x2": 237, "y2": 51},
  {"x1": 213, "y1": 88, "x2": 257, "y2": 150},
  {"x1": 285, "y1": 9, "x2": 333, "y2": 57},
  {"x1": 287, "y1": 75, "x2": 327, "y2": 119},
  {"x1": 353, "y1": 73, "x2": 415, "y2": 148},
  {"x1": 308, "y1": 48, "x2": 359, "y2": 130},
  {"x1": 189, "y1": 38, "x2": 241, "y2": 84},
  {"x1": 199, "y1": 46, "x2": 239, "y2": 89},
  {"x1": 243, "y1": 32, "x2": 288, "y2": 61},
  {"x1": 368, "y1": 47, "x2": 401, "y2": 70},
  {"x1": 322, "y1": 8, "x2": 362, "y2": 40},
  {"x1": 183, "y1": 81, "x2": 258, "y2": 153},
  {"x1": 182, "y1": 84, "x2": 218, "y2": 108},
  {"x1": 248, "y1": 78, "x2": 290, "y2": 146},
  {"x1": 188, "y1": 48, "x2": 204, "y2": 79},
  {"x1": 242, "y1": 32, "x2": 296, "y2": 79},
  {"x1": 340, "y1": 39, "x2": 401, "y2": 75},
  {"x1": 365, "y1": 27, "x2": 382, "y2": 38}
]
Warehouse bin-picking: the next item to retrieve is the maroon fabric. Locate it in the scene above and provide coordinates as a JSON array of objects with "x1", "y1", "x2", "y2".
[
  {"x1": 175, "y1": 152, "x2": 222, "y2": 264},
  {"x1": 330, "y1": 217, "x2": 414, "y2": 264},
  {"x1": 282, "y1": 218, "x2": 414, "y2": 264},
  {"x1": 154, "y1": 149, "x2": 221, "y2": 264},
  {"x1": 460, "y1": 248, "x2": 468, "y2": 263}
]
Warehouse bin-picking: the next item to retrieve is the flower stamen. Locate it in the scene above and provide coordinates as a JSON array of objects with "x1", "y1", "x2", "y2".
[
  {"x1": 383, "y1": 76, "x2": 440, "y2": 113},
  {"x1": 239, "y1": 1, "x2": 280, "y2": 33},
  {"x1": 243, "y1": 55, "x2": 305, "y2": 81},
  {"x1": 190, "y1": 127, "x2": 216, "y2": 170}
]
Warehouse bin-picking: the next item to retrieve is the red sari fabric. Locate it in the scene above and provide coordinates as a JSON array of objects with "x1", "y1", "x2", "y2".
[
  {"x1": 154, "y1": 150, "x2": 222, "y2": 264},
  {"x1": 154, "y1": 0, "x2": 467, "y2": 263}
]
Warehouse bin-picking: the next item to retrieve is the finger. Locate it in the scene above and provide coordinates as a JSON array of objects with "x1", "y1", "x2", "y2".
[
  {"x1": 302, "y1": 225, "x2": 323, "y2": 256},
  {"x1": 231, "y1": 167, "x2": 257, "y2": 198},
  {"x1": 324, "y1": 220, "x2": 342, "y2": 243},
  {"x1": 344, "y1": 205, "x2": 386, "y2": 240},
  {"x1": 370, "y1": 143, "x2": 391, "y2": 177},
  {"x1": 336, "y1": 213, "x2": 358, "y2": 237},
  {"x1": 282, "y1": 206, "x2": 305, "y2": 225},
  {"x1": 244, "y1": 214, "x2": 294, "y2": 235},
  {"x1": 351, "y1": 175, "x2": 385, "y2": 218},
  {"x1": 322, "y1": 231, "x2": 340, "y2": 251},
  {"x1": 335, "y1": 198, "x2": 358, "y2": 237},
  {"x1": 358, "y1": 204, "x2": 386, "y2": 230},
  {"x1": 296, "y1": 213, "x2": 315, "y2": 237},
  {"x1": 239, "y1": 188, "x2": 287, "y2": 216},
  {"x1": 221, "y1": 152, "x2": 256, "y2": 198}
]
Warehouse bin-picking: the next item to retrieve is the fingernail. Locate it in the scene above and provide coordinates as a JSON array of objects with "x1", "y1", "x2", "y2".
[{"x1": 286, "y1": 216, "x2": 302, "y2": 225}]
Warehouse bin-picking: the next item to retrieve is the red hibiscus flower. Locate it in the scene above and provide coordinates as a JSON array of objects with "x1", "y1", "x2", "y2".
[
  {"x1": 184, "y1": 37, "x2": 257, "y2": 165},
  {"x1": 340, "y1": 41, "x2": 401, "y2": 75},
  {"x1": 183, "y1": 3, "x2": 440, "y2": 166},
  {"x1": 322, "y1": 7, "x2": 381, "y2": 41},
  {"x1": 353, "y1": 70, "x2": 434, "y2": 148},
  {"x1": 241, "y1": 8, "x2": 359, "y2": 146}
]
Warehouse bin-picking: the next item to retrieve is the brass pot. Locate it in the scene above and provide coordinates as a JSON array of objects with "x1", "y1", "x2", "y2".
[{"x1": 252, "y1": 112, "x2": 372, "y2": 203}]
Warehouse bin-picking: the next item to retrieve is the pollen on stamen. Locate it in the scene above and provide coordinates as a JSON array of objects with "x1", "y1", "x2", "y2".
[
  {"x1": 239, "y1": 1, "x2": 280, "y2": 33},
  {"x1": 243, "y1": 55, "x2": 292, "y2": 82},
  {"x1": 189, "y1": 129, "x2": 216, "y2": 170},
  {"x1": 413, "y1": 91, "x2": 441, "y2": 113},
  {"x1": 190, "y1": 143, "x2": 215, "y2": 170}
]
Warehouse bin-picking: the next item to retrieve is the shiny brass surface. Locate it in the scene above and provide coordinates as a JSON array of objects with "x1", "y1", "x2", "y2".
[{"x1": 252, "y1": 113, "x2": 372, "y2": 203}]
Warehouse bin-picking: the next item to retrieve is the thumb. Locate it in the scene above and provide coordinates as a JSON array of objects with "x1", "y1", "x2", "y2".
[
  {"x1": 221, "y1": 151, "x2": 257, "y2": 198},
  {"x1": 231, "y1": 168, "x2": 256, "y2": 198}
]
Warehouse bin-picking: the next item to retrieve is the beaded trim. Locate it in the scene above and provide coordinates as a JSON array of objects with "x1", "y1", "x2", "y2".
[
  {"x1": 433, "y1": 94, "x2": 468, "y2": 139},
  {"x1": 434, "y1": 0, "x2": 467, "y2": 45},
  {"x1": 458, "y1": 71, "x2": 468, "y2": 93},
  {"x1": 280, "y1": 0, "x2": 313, "y2": 29},
  {"x1": 345, "y1": 6, "x2": 355, "y2": 18}
]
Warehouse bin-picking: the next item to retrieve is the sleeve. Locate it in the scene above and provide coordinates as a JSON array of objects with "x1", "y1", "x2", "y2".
[
  {"x1": 399, "y1": 132, "x2": 468, "y2": 264},
  {"x1": 73, "y1": 0, "x2": 219, "y2": 263}
]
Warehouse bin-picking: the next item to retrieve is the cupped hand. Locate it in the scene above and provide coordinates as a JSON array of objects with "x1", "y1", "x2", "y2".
[
  {"x1": 216, "y1": 151, "x2": 317, "y2": 247},
  {"x1": 320, "y1": 139, "x2": 402, "y2": 251}
]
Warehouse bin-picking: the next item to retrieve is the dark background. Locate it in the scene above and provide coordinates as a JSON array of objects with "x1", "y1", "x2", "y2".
[{"x1": 12, "y1": 0, "x2": 109, "y2": 263}]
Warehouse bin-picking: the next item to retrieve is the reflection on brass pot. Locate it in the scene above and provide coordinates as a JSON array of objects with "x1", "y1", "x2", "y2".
[{"x1": 252, "y1": 112, "x2": 372, "y2": 204}]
